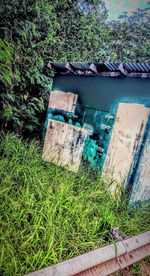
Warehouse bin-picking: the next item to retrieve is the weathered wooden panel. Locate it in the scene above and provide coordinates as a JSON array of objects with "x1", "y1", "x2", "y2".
[
  {"x1": 103, "y1": 103, "x2": 150, "y2": 192},
  {"x1": 130, "y1": 127, "x2": 150, "y2": 203},
  {"x1": 42, "y1": 120, "x2": 88, "y2": 172},
  {"x1": 48, "y1": 90, "x2": 78, "y2": 112}
]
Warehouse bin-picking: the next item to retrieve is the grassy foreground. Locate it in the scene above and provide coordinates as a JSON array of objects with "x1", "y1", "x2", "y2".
[{"x1": 0, "y1": 134, "x2": 150, "y2": 275}]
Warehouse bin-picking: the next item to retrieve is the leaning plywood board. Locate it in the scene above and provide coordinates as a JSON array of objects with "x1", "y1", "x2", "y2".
[
  {"x1": 103, "y1": 103, "x2": 150, "y2": 192},
  {"x1": 130, "y1": 127, "x2": 150, "y2": 204},
  {"x1": 42, "y1": 120, "x2": 88, "y2": 172},
  {"x1": 49, "y1": 90, "x2": 78, "y2": 112}
]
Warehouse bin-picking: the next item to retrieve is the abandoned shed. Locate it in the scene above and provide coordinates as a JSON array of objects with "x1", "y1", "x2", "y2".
[{"x1": 43, "y1": 62, "x2": 150, "y2": 205}]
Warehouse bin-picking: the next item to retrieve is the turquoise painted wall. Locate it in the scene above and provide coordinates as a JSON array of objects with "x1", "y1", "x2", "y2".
[
  {"x1": 52, "y1": 75, "x2": 150, "y2": 111},
  {"x1": 50, "y1": 75, "x2": 150, "y2": 171},
  {"x1": 46, "y1": 74, "x2": 150, "y2": 203},
  {"x1": 43, "y1": 75, "x2": 150, "y2": 203}
]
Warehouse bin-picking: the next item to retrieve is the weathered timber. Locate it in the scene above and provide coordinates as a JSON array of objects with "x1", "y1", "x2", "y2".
[
  {"x1": 48, "y1": 90, "x2": 78, "y2": 112},
  {"x1": 103, "y1": 103, "x2": 150, "y2": 192},
  {"x1": 130, "y1": 127, "x2": 150, "y2": 203},
  {"x1": 42, "y1": 120, "x2": 88, "y2": 172}
]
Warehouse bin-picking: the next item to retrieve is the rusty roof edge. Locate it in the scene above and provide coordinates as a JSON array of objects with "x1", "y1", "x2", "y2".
[
  {"x1": 26, "y1": 230, "x2": 150, "y2": 276},
  {"x1": 47, "y1": 62, "x2": 150, "y2": 78}
]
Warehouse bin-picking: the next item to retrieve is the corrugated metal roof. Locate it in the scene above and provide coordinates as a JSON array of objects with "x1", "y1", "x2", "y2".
[{"x1": 47, "y1": 62, "x2": 150, "y2": 78}]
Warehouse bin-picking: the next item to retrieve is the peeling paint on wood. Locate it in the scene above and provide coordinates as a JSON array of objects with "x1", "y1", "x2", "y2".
[
  {"x1": 49, "y1": 90, "x2": 78, "y2": 112},
  {"x1": 130, "y1": 127, "x2": 150, "y2": 203},
  {"x1": 42, "y1": 120, "x2": 88, "y2": 172},
  {"x1": 103, "y1": 103, "x2": 150, "y2": 192}
]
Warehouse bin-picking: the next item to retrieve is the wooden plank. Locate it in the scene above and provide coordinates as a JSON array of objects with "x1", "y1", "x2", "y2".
[
  {"x1": 42, "y1": 120, "x2": 88, "y2": 172},
  {"x1": 48, "y1": 90, "x2": 78, "y2": 112},
  {"x1": 103, "y1": 103, "x2": 150, "y2": 192},
  {"x1": 130, "y1": 127, "x2": 150, "y2": 203}
]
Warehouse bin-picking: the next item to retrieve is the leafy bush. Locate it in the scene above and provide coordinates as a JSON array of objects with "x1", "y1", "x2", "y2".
[
  {"x1": 0, "y1": 1, "x2": 149, "y2": 137},
  {"x1": 0, "y1": 39, "x2": 14, "y2": 86},
  {"x1": 0, "y1": 0, "x2": 55, "y2": 137},
  {"x1": 0, "y1": 134, "x2": 150, "y2": 275}
]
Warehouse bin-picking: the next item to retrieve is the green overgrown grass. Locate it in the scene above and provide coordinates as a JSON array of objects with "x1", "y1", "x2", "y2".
[{"x1": 0, "y1": 134, "x2": 150, "y2": 275}]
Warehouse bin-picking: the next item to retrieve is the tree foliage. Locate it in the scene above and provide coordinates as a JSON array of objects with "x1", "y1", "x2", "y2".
[
  {"x1": 106, "y1": 8, "x2": 150, "y2": 62},
  {"x1": 0, "y1": 0, "x2": 56, "y2": 136},
  {"x1": 0, "y1": 39, "x2": 14, "y2": 86},
  {"x1": 0, "y1": 0, "x2": 149, "y2": 137}
]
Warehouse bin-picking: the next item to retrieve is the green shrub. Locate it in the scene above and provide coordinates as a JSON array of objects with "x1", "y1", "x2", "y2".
[
  {"x1": 0, "y1": 134, "x2": 150, "y2": 275},
  {"x1": 0, "y1": 1, "x2": 149, "y2": 137},
  {"x1": 0, "y1": 0, "x2": 55, "y2": 137},
  {"x1": 0, "y1": 39, "x2": 14, "y2": 87}
]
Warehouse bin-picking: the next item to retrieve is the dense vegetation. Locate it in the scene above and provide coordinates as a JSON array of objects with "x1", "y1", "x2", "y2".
[
  {"x1": 0, "y1": 0, "x2": 150, "y2": 137},
  {"x1": 0, "y1": 2, "x2": 150, "y2": 275},
  {"x1": 0, "y1": 134, "x2": 150, "y2": 275}
]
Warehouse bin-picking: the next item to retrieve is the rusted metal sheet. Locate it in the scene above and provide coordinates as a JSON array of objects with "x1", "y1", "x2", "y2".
[
  {"x1": 42, "y1": 120, "x2": 88, "y2": 172},
  {"x1": 48, "y1": 90, "x2": 78, "y2": 112},
  {"x1": 26, "y1": 231, "x2": 150, "y2": 276},
  {"x1": 103, "y1": 103, "x2": 150, "y2": 192},
  {"x1": 130, "y1": 127, "x2": 150, "y2": 203}
]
